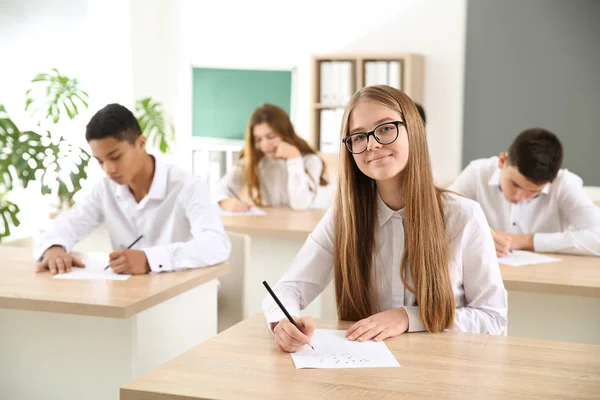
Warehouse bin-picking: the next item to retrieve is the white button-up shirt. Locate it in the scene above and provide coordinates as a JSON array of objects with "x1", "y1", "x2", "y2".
[
  {"x1": 215, "y1": 155, "x2": 323, "y2": 210},
  {"x1": 34, "y1": 157, "x2": 231, "y2": 272},
  {"x1": 450, "y1": 156, "x2": 600, "y2": 256},
  {"x1": 262, "y1": 192, "x2": 508, "y2": 334}
]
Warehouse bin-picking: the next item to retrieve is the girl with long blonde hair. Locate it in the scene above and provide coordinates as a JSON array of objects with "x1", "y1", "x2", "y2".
[
  {"x1": 262, "y1": 86, "x2": 507, "y2": 352},
  {"x1": 216, "y1": 103, "x2": 327, "y2": 211}
]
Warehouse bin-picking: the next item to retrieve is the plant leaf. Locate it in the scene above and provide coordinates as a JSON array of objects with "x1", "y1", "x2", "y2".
[
  {"x1": 26, "y1": 68, "x2": 89, "y2": 125},
  {"x1": 135, "y1": 97, "x2": 175, "y2": 154}
]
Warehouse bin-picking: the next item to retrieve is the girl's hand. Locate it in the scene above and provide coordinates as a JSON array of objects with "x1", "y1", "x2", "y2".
[
  {"x1": 346, "y1": 308, "x2": 409, "y2": 342},
  {"x1": 219, "y1": 198, "x2": 251, "y2": 212},
  {"x1": 272, "y1": 316, "x2": 315, "y2": 353},
  {"x1": 274, "y1": 142, "x2": 302, "y2": 160}
]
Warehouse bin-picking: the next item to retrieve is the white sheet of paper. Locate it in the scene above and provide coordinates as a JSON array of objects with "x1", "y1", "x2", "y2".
[
  {"x1": 498, "y1": 250, "x2": 561, "y2": 266},
  {"x1": 291, "y1": 329, "x2": 400, "y2": 369},
  {"x1": 53, "y1": 252, "x2": 131, "y2": 281},
  {"x1": 219, "y1": 206, "x2": 266, "y2": 216}
]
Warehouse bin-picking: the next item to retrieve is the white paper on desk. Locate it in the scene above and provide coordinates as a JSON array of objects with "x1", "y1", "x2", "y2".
[
  {"x1": 219, "y1": 206, "x2": 266, "y2": 216},
  {"x1": 53, "y1": 252, "x2": 131, "y2": 281},
  {"x1": 291, "y1": 329, "x2": 400, "y2": 369},
  {"x1": 498, "y1": 250, "x2": 561, "y2": 266}
]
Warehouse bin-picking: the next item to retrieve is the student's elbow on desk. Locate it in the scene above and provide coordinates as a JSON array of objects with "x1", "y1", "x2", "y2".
[
  {"x1": 203, "y1": 231, "x2": 231, "y2": 266},
  {"x1": 485, "y1": 310, "x2": 508, "y2": 336},
  {"x1": 453, "y1": 308, "x2": 507, "y2": 335},
  {"x1": 533, "y1": 228, "x2": 600, "y2": 256}
]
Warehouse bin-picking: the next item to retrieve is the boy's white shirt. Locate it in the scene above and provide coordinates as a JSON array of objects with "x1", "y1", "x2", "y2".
[
  {"x1": 34, "y1": 157, "x2": 231, "y2": 272},
  {"x1": 215, "y1": 154, "x2": 323, "y2": 210},
  {"x1": 450, "y1": 156, "x2": 600, "y2": 256},
  {"x1": 262, "y1": 192, "x2": 508, "y2": 335}
]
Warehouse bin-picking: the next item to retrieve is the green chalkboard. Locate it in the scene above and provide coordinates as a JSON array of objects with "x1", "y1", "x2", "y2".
[{"x1": 192, "y1": 68, "x2": 292, "y2": 140}]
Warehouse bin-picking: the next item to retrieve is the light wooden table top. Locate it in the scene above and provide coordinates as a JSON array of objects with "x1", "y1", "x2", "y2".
[
  {"x1": 0, "y1": 246, "x2": 229, "y2": 318},
  {"x1": 221, "y1": 207, "x2": 326, "y2": 238},
  {"x1": 121, "y1": 314, "x2": 600, "y2": 400},
  {"x1": 500, "y1": 254, "x2": 600, "y2": 297}
]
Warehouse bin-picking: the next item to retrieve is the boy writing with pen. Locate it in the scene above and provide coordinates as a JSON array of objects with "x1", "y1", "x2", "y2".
[
  {"x1": 35, "y1": 103, "x2": 231, "y2": 275},
  {"x1": 450, "y1": 128, "x2": 600, "y2": 257}
]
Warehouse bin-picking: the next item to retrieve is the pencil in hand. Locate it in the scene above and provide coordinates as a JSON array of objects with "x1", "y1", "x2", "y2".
[
  {"x1": 262, "y1": 280, "x2": 314, "y2": 350},
  {"x1": 228, "y1": 187, "x2": 243, "y2": 202},
  {"x1": 105, "y1": 235, "x2": 144, "y2": 271}
]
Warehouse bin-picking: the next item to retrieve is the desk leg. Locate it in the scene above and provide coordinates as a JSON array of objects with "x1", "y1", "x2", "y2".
[
  {"x1": 0, "y1": 280, "x2": 218, "y2": 400},
  {"x1": 507, "y1": 290, "x2": 600, "y2": 344}
]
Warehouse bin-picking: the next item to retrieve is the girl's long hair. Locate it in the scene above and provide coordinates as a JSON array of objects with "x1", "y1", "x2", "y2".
[{"x1": 334, "y1": 86, "x2": 454, "y2": 332}]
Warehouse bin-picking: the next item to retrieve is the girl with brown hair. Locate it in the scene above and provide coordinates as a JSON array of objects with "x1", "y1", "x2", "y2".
[
  {"x1": 216, "y1": 103, "x2": 327, "y2": 211},
  {"x1": 262, "y1": 86, "x2": 507, "y2": 352}
]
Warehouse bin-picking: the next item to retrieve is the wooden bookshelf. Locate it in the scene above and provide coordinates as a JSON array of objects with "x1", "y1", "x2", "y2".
[{"x1": 310, "y1": 53, "x2": 425, "y2": 172}]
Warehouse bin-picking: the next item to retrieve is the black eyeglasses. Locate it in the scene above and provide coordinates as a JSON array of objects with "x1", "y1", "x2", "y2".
[{"x1": 342, "y1": 121, "x2": 406, "y2": 154}]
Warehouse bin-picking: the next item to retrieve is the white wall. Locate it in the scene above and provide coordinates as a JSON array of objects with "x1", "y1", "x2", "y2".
[
  {"x1": 0, "y1": 0, "x2": 89, "y2": 132},
  {"x1": 156, "y1": 0, "x2": 467, "y2": 182},
  {"x1": 0, "y1": 0, "x2": 135, "y2": 134}
]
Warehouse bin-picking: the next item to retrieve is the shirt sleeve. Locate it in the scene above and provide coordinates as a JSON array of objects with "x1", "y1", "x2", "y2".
[
  {"x1": 33, "y1": 181, "x2": 105, "y2": 261},
  {"x1": 449, "y1": 160, "x2": 479, "y2": 200},
  {"x1": 142, "y1": 178, "x2": 231, "y2": 272},
  {"x1": 534, "y1": 176, "x2": 600, "y2": 256},
  {"x1": 404, "y1": 201, "x2": 508, "y2": 334},
  {"x1": 286, "y1": 155, "x2": 323, "y2": 210},
  {"x1": 215, "y1": 159, "x2": 245, "y2": 204},
  {"x1": 262, "y1": 207, "x2": 335, "y2": 323},
  {"x1": 454, "y1": 201, "x2": 508, "y2": 334}
]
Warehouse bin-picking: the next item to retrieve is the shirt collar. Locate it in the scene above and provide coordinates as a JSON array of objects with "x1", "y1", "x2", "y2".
[
  {"x1": 146, "y1": 157, "x2": 168, "y2": 200},
  {"x1": 377, "y1": 192, "x2": 404, "y2": 227},
  {"x1": 488, "y1": 168, "x2": 501, "y2": 187},
  {"x1": 488, "y1": 167, "x2": 551, "y2": 196},
  {"x1": 114, "y1": 156, "x2": 168, "y2": 201}
]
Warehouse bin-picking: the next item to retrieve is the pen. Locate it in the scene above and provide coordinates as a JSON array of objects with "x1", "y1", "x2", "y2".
[
  {"x1": 262, "y1": 280, "x2": 314, "y2": 350},
  {"x1": 105, "y1": 234, "x2": 144, "y2": 271},
  {"x1": 228, "y1": 187, "x2": 243, "y2": 202},
  {"x1": 490, "y1": 227, "x2": 513, "y2": 254}
]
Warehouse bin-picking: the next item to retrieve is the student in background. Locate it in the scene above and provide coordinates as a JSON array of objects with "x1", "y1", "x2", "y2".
[
  {"x1": 450, "y1": 129, "x2": 600, "y2": 257},
  {"x1": 35, "y1": 104, "x2": 231, "y2": 275},
  {"x1": 216, "y1": 104, "x2": 327, "y2": 211},
  {"x1": 263, "y1": 86, "x2": 507, "y2": 353}
]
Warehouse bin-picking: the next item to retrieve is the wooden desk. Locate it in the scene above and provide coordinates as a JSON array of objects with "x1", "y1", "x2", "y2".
[
  {"x1": 221, "y1": 207, "x2": 326, "y2": 239},
  {"x1": 121, "y1": 314, "x2": 600, "y2": 400},
  {"x1": 500, "y1": 254, "x2": 600, "y2": 297},
  {"x1": 220, "y1": 208, "x2": 335, "y2": 321},
  {"x1": 500, "y1": 254, "x2": 600, "y2": 344},
  {"x1": 0, "y1": 246, "x2": 228, "y2": 400}
]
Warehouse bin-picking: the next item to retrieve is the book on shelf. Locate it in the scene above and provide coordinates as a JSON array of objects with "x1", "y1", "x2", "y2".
[
  {"x1": 319, "y1": 109, "x2": 345, "y2": 154},
  {"x1": 319, "y1": 61, "x2": 353, "y2": 105},
  {"x1": 364, "y1": 60, "x2": 402, "y2": 89}
]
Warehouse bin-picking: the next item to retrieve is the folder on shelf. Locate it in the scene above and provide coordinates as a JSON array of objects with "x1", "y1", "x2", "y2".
[
  {"x1": 320, "y1": 61, "x2": 331, "y2": 104},
  {"x1": 388, "y1": 61, "x2": 401, "y2": 89},
  {"x1": 319, "y1": 109, "x2": 344, "y2": 154}
]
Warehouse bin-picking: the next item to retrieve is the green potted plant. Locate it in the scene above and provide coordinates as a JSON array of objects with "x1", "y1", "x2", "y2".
[{"x1": 0, "y1": 69, "x2": 90, "y2": 241}]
